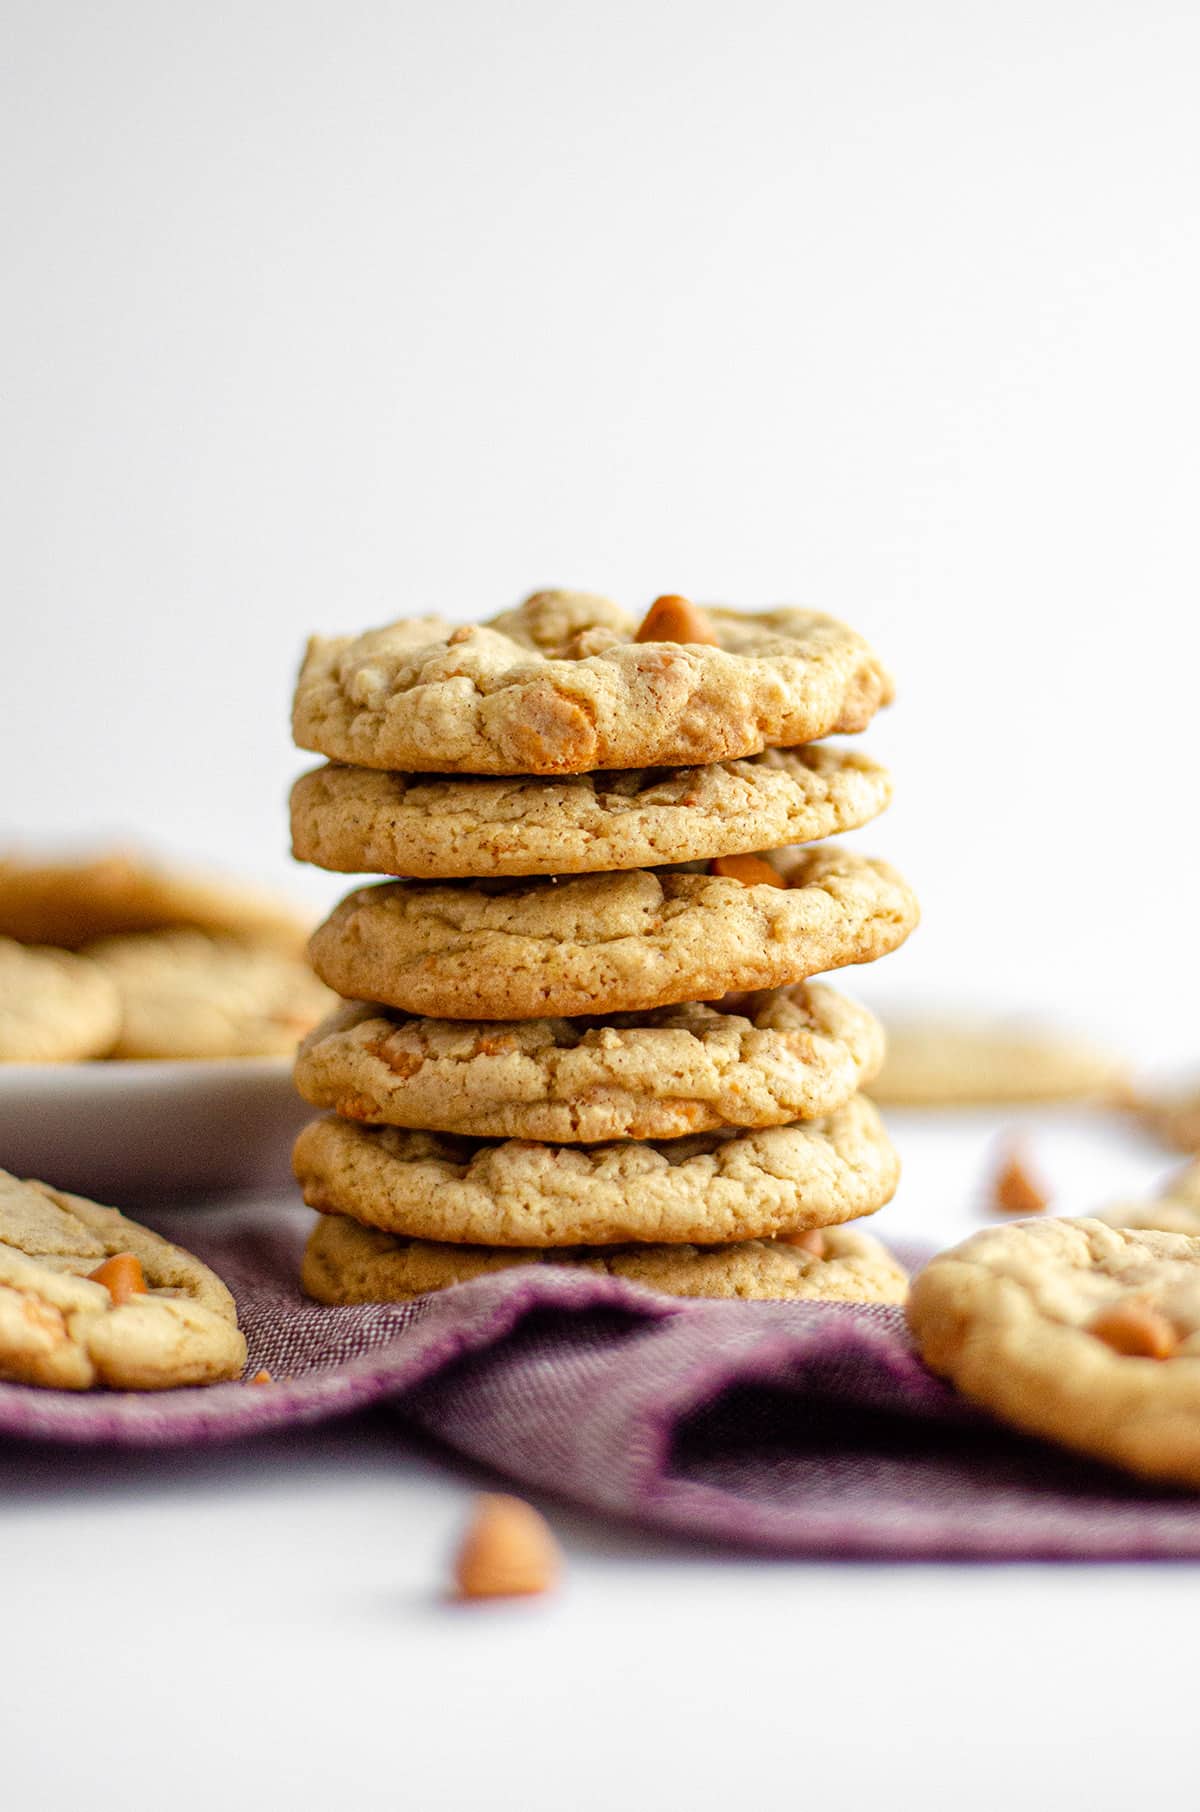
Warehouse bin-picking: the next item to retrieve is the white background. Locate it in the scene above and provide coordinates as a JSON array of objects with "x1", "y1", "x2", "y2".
[{"x1": 3, "y1": 4, "x2": 1200, "y2": 1807}]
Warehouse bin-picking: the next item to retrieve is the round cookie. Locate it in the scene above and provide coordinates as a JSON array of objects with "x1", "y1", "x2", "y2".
[
  {"x1": 1132, "y1": 1082, "x2": 1200, "y2": 1155},
  {"x1": 0, "y1": 849, "x2": 311, "y2": 953},
  {"x1": 0, "y1": 938, "x2": 120, "y2": 1063},
  {"x1": 86, "y1": 929, "x2": 336, "y2": 1059},
  {"x1": 307, "y1": 846, "x2": 919, "y2": 1022},
  {"x1": 293, "y1": 984, "x2": 884, "y2": 1141},
  {"x1": 292, "y1": 590, "x2": 893, "y2": 775},
  {"x1": 0, "y1": 1167, "x2": 246, "y2": 1388},
  {"x1": 302, "y1": 1211, "x2": 909, "y2": 1305},
  {"x1": 907, "y1": 1216, "x2": 1200, "y2": 1488},
  {"x1": 871, "y1": 1015, "x2": 1126, "y2": 1106},
  {"x1": 1095, "y1": 1161, "x2": 1200, "y2": 1236},
  {"x1": 289, "y1": 744, "x2": 892, "y2": 879},
  {"x1": 292, "y1": 1094, "x2": 899, "y2": 1246}
]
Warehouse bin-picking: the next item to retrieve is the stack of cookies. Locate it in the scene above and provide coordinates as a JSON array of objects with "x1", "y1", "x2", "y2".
[{"x1": 288, "y1": 590, "x2": 919, "y2": 1305}]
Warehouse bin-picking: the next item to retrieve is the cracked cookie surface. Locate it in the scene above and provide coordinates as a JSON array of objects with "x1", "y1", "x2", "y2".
[
  {"x1": 0, "y1": 1168, "x2": 246, "y2": 1388},
  {"x1": 302, "y1": 1211, "x2": 909, "y2": 1304},
  {"x1": 293, "y1": 984, "x2": 884, "y2": 1141},
  {"x1": 292, "y1": 1094, "x2": 898, "y2": 1246},
  {"x1": 0, "y1": 938, "x2": 121, "y2": 1062},
  {"x1": 308, "y1": 846, "x2": 918, "y2": 1021},
  {"x1": 289, "y1": 743, "x2": 891, "y2": 878},
  {"x1": 292, "y1": 590, "x2": 893, "y2": 775},
  {"x1": 908, "y1": 1216, "x2": 1200, "y2": 1487}
]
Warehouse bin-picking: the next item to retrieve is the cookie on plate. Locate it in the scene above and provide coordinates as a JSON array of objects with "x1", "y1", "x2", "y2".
[
  {"x1": 289, "y1": 744, "x2": 892, "y2": 879},
  {"x1": 302, "y1": 1210, "x2": 909, "y2": 1305},
  {"x1": 292, "y1": 590, "x2": 893, "y2": 775},
  {"x1": 871, "y1": 1014, "x2": 1125, "y2": 1106},
  {"x1": 307, "y1": 846, "x2": 919, "y2": 1022},
  {"x1": 293, "y1": 984, "x2": 884, "y2": 1141},
  {"x1": 87, "y1": 930, "x2": 335, "y2": 1059},
  {"x1": 908, "y1": 1216, "x2": 1200, "y2": 1487},
  {"x1": 0, "y1": 938, "x2": 120, "y2": 1063},
  {"x1": 0, "y1": 1168, "x2": 246, "y2": 1388},
  {"x1": 0, "y1": 849, "x2": 311, "y2": 953},
  {"x1": 293, "y1": 1094, "x2": 899, "y2": 1247}
]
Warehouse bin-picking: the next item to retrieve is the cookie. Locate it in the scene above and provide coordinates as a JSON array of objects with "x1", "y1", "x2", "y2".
[
  {"x1": 291, "y1": 590, "x2": 893, "y2": 775},
  {"x1": 86, "y1": 930, "x2": 336, "y2": 1059},
  {"x1": 292, "y1": 1094, "x2": 898, "y2": 1246},
  {"x1": 0, "y1": 850, "x2": 311, "y2": 953},
  {"x1": 1132, "y1": 1082, "x2": 1200, "y2": 1155},
  {"x1": 1095, "y1": 1161, "x2": 1200, "y2": 1236},
  {"x1": 907, "y1": 1216, "x2": 1200, "y2": 1487},
  {"x1": 302, "y1": 1211, "x2": 909, "y2": 1305},
  {"x1": 289, "y1": 744, "x2": 892, "y2": 879},
  {"x1": 0, "y1": 1168, "x2": 246, "y2": 1388},
  {"x1": 0, "y1": 938, "x2": 120, "y2": 1063},
  {"x1": 870, "y1": 1015, "x2": 1126, "y2": 1106},
  {"x1": 293, "y1": 984, "x2": 884, "y2": 1141},
  {"x1": 308, "y1": 846, "x2": 918, "y2": 1022}
]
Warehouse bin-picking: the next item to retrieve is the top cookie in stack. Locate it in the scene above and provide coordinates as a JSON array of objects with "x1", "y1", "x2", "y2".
[{"x1": 289, "y1": 589, "x2": 918, "y2": 1304}]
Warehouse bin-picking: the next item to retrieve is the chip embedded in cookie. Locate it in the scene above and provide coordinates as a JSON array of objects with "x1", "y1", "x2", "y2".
[
  {"x1": 293, "y1": 984, "x2": 884, "y2": 1141},
  {"x1": 291, "y1": 590, "x2": 893, "y2": 775},
  {"x1": 908, "y1": 1216, "x2": 1200, "y2": 1487},
  {"x1": 301, "y1": 1211, "x2": 909, "y2": 1305},
  {"x1": 0, "y1": 938, "x2": 121, "y2": 1063},
  {"x1": 307, "y1": 846, "x2": 919, "y2": 1022},
  {"x1": 0, "y1": 1169, "x2": 247, "y2": 1389},
  {"x1": 292, "y1": 1094, "x2": 899, "y2": 1247}
]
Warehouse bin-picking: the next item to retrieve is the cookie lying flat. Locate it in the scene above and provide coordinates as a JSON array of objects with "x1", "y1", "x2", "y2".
[
  {"x1": 0, "y1": 938, "x2": 120, "y2": 1062},
  {"x1": 289, "y1": 744, "x2": 892, "y2": 879},
  {"x1": 1132, "y1": 1082, "x2": 1200, "y2": 1155},
  {"x1": 302, "y1": 1211, "x2": 909, "y2": 1305},
  {"x1": 0, "y1": 1168, "x2": 246, "y2": 1388},
  {"x1": 87, "y1": 930, "x2": 335, "y2": 1059},
  {"x1": 1095, "y1": 1161, "x2": 1200, "y2": 1236},
  {"x1": 292, "y1": 590, "x2": 893, "y2": 775},
  {"x1": 293, "y1": 1094, "x2": 898, "y2": 1246},
  {"x1": 293, "y1": 985, "x2": 884, "y2": 1141},
  {"x1": 908, "y1": 1217, "x2": 1200, "y2": 1488},
  {"x1": 308, "y1": 847, "x2": 918, "y2": 1022},
  {"x1": 0, "y1": 850, "x2": 311, "y2": 953},
  {"x1": 870, "y1": 1016, "x2": 1126, "y2": 1106}
]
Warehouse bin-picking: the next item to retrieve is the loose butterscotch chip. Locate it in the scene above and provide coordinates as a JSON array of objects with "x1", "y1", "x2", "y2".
[
  {"x1": 1087, "y1": 1299, "x2": 1177, "y2": 1359},
  {"x1": 453, "y1": 1493, "x2": 560, "y2": 1600},
  {"x1": 709, "y1": 853, "x2": 787, "y2": 889},
  {"x1": 990, "y1": 1146, "x2": 1050, "y2": 1215},
  {"x1": 250, "y1": 1369, "x2": 272, "y2": 1385},
  {"x1": 87, "y1": 1252, "x2": 146, "y2": 1305},
  {"x1": 633, "y1": 595, "x2": 720, "y2": 646},
  {"x1": 780, "y1": 1228, "x2": 827, "y2": 1256}
]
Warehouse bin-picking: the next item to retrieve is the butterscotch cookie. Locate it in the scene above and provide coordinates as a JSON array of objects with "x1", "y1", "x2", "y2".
[
  {"x1": 1096, "y1": 1160, "x2": 1200, "y2": 1236},
  {"x1": 293, "y1": 984, "x2": 884, "y2": 1141},
  {"x1": 293, "y1": 1094, "x2": 898, "y2": 1246},
  {"x1": 292, "y1": 590, "x2": 893, "y2": 775},
  {"x1": 1132, "y1": 1081, "x2": 1200, "y2": 1154},
  {"x1": 870, "y1": 1015, "x2": 1126, "y2": 1106},
  {"x1": 0, "y1": 1168, "x2": 246, "y2": 1388},
  {"x1": 302, "y1": 1211, "x2": 909, "y2": 1305},
  {"x1": 0, "y1": 938, "x2": 120, "y2": 1062},
  {"x1": 289, "y1": 744, "x2": 892, "y2": 879},
  {"x1": 308, "y1": 846, "x2": 918, "y2": 1022},
  {"x1": 908, "y1": 1217, "x2": 1200, "y2": 1487},
  {"x1": 86, "y1": 930, "x2": 335, "y2": 1059},
  {"x1": 0, "y1": 850, "x2": 311, "y2": 953}
]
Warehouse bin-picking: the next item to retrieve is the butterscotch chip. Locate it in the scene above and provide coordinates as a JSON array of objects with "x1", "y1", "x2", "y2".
[
  {"x1": 780, "y1": 1228, "x2": 827, "y2": 1256},
  {"x1": 250, "y1": 1369, "x2": 273, "y2": 1385},
  {"x1": 990, "y1": 1147, "x2": 1050, "y2": 1215},
  {"x1": 633, "y1": 594, "x2": 720, "y2": 646},
  {"x1": 709, "y1": 853, "x2": 787, "y2": 888},
  {"x1": 86, "y1": 1252, "x2": 147, "y2": 1305},
  {"x1": 1087, "y1": 1300, "x2": 1176, "y2": 1359},
  {"x1": 291, "y1": 590, "x2": 893, "y2": 775},
  {"x1": 0, "y1": 937, "x2": 120, "y2": 1063},
  {"x1": 453, "y1": 1494, "x2": 560, "y2": 1600}
]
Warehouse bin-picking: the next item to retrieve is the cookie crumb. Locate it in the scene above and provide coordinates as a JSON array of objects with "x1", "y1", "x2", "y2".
[
  {"x1": 452, "y1": 1493, "x2": 561, "y2": 1600},
  {"x1": 989, "y1": 1144, "x2": 1050, "y2": 1215}
]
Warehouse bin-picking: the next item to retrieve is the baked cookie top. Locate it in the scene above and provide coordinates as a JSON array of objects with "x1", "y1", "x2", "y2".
[
  {"x1": 0, "y1": 849, "x2": 311, "y2": 953},
  {"x1": 0, "y1": 1168, "x2": 246, "y2": 1389},
  {"x1": 291, "y1": 591, "x2": 893, "y2": 775},
  {"x1": 908, "y1": 1216, "x2": 1200, "y2": 1487},
  {"x1": 308, "y1": 846, "x2": 919, "y2": 1022},
  {"x1": 289, "y1": 743, "x2": 892, "y2": 879},
  {"x1": 870, "y1": 1014, "x2": 1125, "y2": 1106},
  {"x1": 292, "y1": 1093, "x2": 899, "y2": 1247},
  {"x1": 86, "y1": 929, "x2": 336, "y2": 1060},
  {"x1": 0, "y1": 938, "x2": 120, "y2": 1063},
  {"x1": 293, "y1": 983, "x2": 884, "y2": 1142},
  {"x1": 302, "y1": 1211, "x2": 908, "y2": 1306}
]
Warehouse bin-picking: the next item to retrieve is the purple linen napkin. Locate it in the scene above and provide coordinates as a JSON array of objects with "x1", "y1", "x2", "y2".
[{"x1": 4, "y1": 1198, "x2": 1200, "y2": 1558}]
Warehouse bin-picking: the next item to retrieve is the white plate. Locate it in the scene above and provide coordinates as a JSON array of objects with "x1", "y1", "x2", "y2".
[{"x1": 0, "y1": 1057, "x2": 312, "y2": 1203}]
